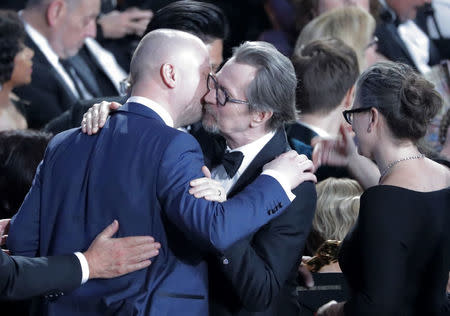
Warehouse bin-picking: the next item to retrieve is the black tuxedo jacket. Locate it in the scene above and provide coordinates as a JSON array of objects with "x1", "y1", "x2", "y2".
[
  {"x1": 285, "y1": 122, "x2": 349, "y2": 182},
  {"x1": 13, "y1": 34, "x2": 79, "y2": 129},
  {"x1": 0, "y1": 251, "x2": 81, "y2": 300},
  {"x1": 375, "y1": 12, "x2": 441, "y2": 71},
  {"x1": 194, "y1": 128, "x2": 317, "y2": 316},
  {"x1": 64, "y1": 45, "x2": 119, "y2": 99}
]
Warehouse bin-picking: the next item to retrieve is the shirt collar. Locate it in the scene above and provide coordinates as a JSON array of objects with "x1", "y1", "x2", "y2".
[
  {"x1": 127, "y1": 96, "x2": 174, "y2": 128},
  {"x1": 227, "y1": 130, "x2": 276, "y2": 176}
]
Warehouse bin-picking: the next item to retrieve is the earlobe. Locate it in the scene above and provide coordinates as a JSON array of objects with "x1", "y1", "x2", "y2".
[
  {"x1": 251, "y1": 111, "x2": 273, "y2": 127},
  {"x1": 46, "y1": 0, "x2": 65, "y2": 27},
  {"x1": 160, "y1": 64, "x2": 176, "y2": 88}
]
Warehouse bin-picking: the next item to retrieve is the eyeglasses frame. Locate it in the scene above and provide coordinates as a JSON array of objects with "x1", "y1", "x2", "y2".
[
  {"x1": 342, "y1": 107, "x2": 373, "y2": 125},
  {"x1": 207, "y1": 73, "x2": 250, "y2": 107}
]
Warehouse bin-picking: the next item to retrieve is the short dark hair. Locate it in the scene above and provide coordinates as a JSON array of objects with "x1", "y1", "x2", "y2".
[
  {"x1": 0, "y1": 130, "x2": 53, "y2": 219},
  {"x1": 233, "y1": 41, "x2": 297, "y2": 130},
  {"x1": 355, "y1": 62, "x2": 442, "y2": 142},
  {"x1": 144, "y1": 0, "x2": 229, "y2": 44},
  {"x1": 0, "y1": 10, "x2": 26, "y2": 84},
  {"x1": 292, "y1": 38, "x2": 359, "y2": 115}
]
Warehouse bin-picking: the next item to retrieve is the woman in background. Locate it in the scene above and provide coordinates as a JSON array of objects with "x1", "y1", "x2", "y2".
[
  {"x1": 315, "y1": 61, "x2": 450, "y2": 315},
  {"x1": 0, "y1": 10, "x2": 33, "y2": 131},
  {"x1": 294, "y1": 6, "x2": 382, "y2": 71}
]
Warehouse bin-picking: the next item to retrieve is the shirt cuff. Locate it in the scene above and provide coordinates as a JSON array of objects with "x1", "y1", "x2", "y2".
[
  {"x1": 261, "y1": 170, "x2": 296, "y2": 201},
  {"x1": 74, "y1": 252, "x2": 90, "y2": 284}
]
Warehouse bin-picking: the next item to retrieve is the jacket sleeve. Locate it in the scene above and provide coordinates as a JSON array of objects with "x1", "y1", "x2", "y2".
[
  {"x1": 156, "y1": 132, "x2": 292, "y2": 252},
  {"x1": 0, "y1": 252, "x2": 81, "y2": 300},
  {"x1": 219, "y1": 181, "x2": 316, "y2": 311},
  {"x1": 7, "y1": 160, "x2": 44, "y2": 257}
]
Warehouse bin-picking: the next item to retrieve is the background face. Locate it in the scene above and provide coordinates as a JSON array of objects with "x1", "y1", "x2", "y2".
[
  {"x1": 56, "y1": 0, "x2": 100, "y2": 58},
  {"x1": 10, "y1": 45, "x2": 34, "y2": 86},
  {"x1": 386, "y1": 0, "x2": 429, "y2": 21}
]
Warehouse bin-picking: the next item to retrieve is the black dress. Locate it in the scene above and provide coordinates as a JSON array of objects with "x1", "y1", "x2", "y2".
[{"x1": 339, "y1": 185, "x2": 450, "y2": 316}]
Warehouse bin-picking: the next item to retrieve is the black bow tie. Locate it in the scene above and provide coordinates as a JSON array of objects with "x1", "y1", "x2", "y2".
[{"x1": 222, "y1": 151, "x2": 244, "y2": 178}]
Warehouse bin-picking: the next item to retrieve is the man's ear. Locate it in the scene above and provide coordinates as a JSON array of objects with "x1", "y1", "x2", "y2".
[
  {"x1": 343, "y1": 85, "x2": 355, "y2": 110},
  {"x1": 160, "y1": 63, "x2": 176, "y2": 88},
  {"x1": 251, "y1": 111, "x2": 273, "y2": 128},
  {"x1": 46, "y1": 0, "x2": 66, "y2": 27}
]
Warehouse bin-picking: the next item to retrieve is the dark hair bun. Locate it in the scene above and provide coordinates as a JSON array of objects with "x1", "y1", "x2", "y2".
[{"x1": 398, "y1": 73, "x2": 442, "y2": 140}]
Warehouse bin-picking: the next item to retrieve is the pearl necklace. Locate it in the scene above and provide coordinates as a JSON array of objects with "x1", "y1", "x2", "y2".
[{"x1": 379, "y1": 154, "x2": 425, "y2": 181}]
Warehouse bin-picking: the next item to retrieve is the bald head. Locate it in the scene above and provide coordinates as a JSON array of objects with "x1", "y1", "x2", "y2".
[
  {"x1": 130, "y1": 29, "x2": 211, "y2": 127},
  {"x1": 130, "y1": 29, "x2": 209, "y2": 85}
]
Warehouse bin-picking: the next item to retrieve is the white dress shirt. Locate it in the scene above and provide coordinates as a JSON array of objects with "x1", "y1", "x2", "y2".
[
  {"x1": 398, "y1": 21, "x2": 431, "y2": 74},
  {"x1": 23, "y1": 20, "x2": 80, "y2": 98},
  {"x1": 74, "y1": 252, "x2": 89, "y2": 284},
  {"x1": 211, "y1": 131, "x2": 295, "y2": 200}
]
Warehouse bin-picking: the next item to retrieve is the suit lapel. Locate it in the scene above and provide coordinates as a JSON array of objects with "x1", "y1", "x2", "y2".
[
  {"x1": 228, "y1": 129, "x2": 290, "y2": 198},
  {"x1": 384, "y1": 22, "x2": 416, "y2": 67},
  {"x1": 25, "y1": 34, "x2": 79, "y2": 103}
]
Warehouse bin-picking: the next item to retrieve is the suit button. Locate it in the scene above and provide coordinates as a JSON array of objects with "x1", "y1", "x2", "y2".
[{"x1": 222, "y1": 257, "x2": 229, "y2": 265}]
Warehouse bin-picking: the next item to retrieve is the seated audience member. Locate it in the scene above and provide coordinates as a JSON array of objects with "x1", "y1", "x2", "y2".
[
  {"x1": 415, "y1": 1, "x2": 450, "y2": 59},
  {"x1": 295, "y1": 6, "x2": 381, "y2": 71},
  {"x1": 287, "y1": 38, "x2": 360, "y2": 181},
  {"x1": 0, "y1": 130, "x2": 52, "y2": 219},
  {"x1": 0, "y1": 10, "x2": 32, "y2": 131},
  {"x1": 291, "y1": 0, "x2": 379, "y2": 36},
  {"x1": 314, "y1": 61, "x2": 450, "y2": 315},
  {"x1": 44, "y1": 0, "x2": 229, "y2": 134},
  {"x1": 13, "y1": 0, "x2": 100, "y2": 129},
  {"x1": 439, "y1": 108, "x2": 450, "y2": 162},
  {"x1": 376, "y1": 0, "x2": 442, "y2": 74},
  {"x1": 305, "y1": 178, "x2": 362, "y2": 256}
]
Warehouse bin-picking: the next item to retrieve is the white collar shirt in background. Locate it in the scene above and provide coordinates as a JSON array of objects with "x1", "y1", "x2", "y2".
[{"x1": 23, "y1": 20, "x2": 80, "y2": 98}]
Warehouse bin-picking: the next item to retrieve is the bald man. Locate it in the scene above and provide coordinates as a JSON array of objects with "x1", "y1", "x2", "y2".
[{"x1": 8, "y1": 29, "x2": 314, "y2": 316}]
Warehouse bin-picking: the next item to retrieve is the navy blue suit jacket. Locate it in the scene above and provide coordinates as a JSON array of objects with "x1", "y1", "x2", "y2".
[{"x1": 7, "y1": 102, "x2": 291, "y2": 316}]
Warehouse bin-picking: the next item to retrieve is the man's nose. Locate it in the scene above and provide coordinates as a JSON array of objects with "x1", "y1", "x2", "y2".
[
  {"x1": 204, "y1": 89, "x2": 217, "y2": 106},
  {"x1": 85, "y1": 20, "x2": 97, "y2": 38}
]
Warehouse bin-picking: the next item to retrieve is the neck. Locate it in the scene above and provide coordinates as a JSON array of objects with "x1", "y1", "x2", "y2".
[
  {"x1": 0, "y1": 81, "x2": 13, "y2": 109},
  {"x1": 373, "y1": 139, "x2": 421, "y2": 176},
  {"x1": 22, "y1": 10, "x2": 48, "y2": 37},
  {"x1": 224, "y1": 127, "x2": 269, "y2": 149},
  {"x1": 300, "y1": 109, "x2": 342, "y2": 137}
]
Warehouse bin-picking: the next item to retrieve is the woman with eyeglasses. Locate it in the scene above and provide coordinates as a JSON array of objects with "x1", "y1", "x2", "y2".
[{"x1": 314, "y1": 61, "x2": 450, "y2": 315}]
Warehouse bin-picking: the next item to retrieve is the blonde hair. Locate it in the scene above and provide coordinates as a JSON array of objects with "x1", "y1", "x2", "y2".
[
  {"x1": 313, "y1": 178, "x2": 363, "y2": 241},
  {"x1": 294, "y1": 6, "x2": 375, "y2": 71}
]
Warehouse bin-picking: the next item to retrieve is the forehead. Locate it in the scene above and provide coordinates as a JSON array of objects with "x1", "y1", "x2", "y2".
[{"x1": 216, "y1": 59, "x2": 257, "y2": 94}]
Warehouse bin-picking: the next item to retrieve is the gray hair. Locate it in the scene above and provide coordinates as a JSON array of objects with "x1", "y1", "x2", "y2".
[{"x1": 232, "y1": 41, "x2": 297, "y2": 130}]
